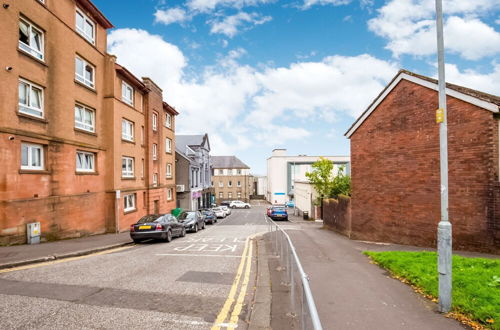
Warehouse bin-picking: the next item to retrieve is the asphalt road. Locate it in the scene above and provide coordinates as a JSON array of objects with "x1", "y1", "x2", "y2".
[{"x1": 0, "y1": 205, "x2": 269, "y2": 330}]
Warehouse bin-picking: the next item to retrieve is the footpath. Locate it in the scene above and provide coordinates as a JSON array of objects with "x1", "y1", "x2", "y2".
[
  {"x1": 0, "y1": 232, "x2": 132, "y2": 269},
  {"x1": 267, "y1": 215, "x2": 493, "y2": 330}
]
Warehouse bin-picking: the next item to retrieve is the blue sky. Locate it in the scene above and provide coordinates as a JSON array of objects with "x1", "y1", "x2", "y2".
[{"x1": 93, "y1": 0, "x2": 500, "y2": 175}]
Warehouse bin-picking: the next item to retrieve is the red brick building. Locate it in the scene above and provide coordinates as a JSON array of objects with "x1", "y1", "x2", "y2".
[{"x1": 345, "y1": 70, "x2": 500, "y2": 253}]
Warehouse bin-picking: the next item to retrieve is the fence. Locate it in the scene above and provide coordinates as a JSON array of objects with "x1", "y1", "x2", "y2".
[{"x1": 266, "y1": 217, "x2": 323, "y2": 330}]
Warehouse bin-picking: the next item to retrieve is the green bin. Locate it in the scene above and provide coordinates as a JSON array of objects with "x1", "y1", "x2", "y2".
[{"x1": 171, "y1": 208, "x2": 183, "y2": 218}]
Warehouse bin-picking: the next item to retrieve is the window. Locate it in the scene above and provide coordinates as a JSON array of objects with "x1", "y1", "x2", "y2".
[
  {"x1": 37, "y1": 0, "x2": 45, "y2": 3},
  {"x1": 219, "y1": 169, "x2": 224, "y2": 175},
  {"x1": 167, "y1": 188, "x2": 173, "y2": 201},
  {"x1": 124, "y1": 194, "x2": 136, "y2": 212},
  {"x1": 237, "y1": 169, "x2": 242, "y2": 175},
  {"x1": 228, "y1": 192, "x2": 232, "y2": 199},
  {"x1": 76, "y1": 151, "x2": 95, "y2": 172},
  {"x1": 219, "y1": 181, "x2": 223, "y2": 187},
  {"x1": 165, "y1": 138, "x2": 172, "y2": 153},
  {"x1": 74, "y1": 104, "x2": 95, "y2": 132},
  {"x1": 152, "y1": 113, "x2": 158, "y2": 131},
  {"x1": 19, "y1": 18, "x2": 44, "y2": 60},
  {"x1": 141, "y1": 126, "x2": 144, "y2": 145},
  {"x1": 237, "y1": 192, "x2": 241, "y2": 199},
  {"x1": 219, "y1": 192, "x2": 223, "y2": 198},
  {"x1": 166, "y1": 163, "x2": 172, "y2": 178},
  {"x1": 21, "y1": 143, "x2": 44, "y2": 170},
  {"x1": 122, "y1": 81, "x2": 133, "y2": 106},
  {"x1": 75, "y1": 56, "x2": 95, "y2": 88},
  {"x1": 122, "y1": 119, "x2": 134, "y2": 141},
  {"x1": 152, "y1": 144, "x2": 157, "y2": 160},
  {"x1": 75, "y1": 9, "x2": 95, "y2": 44},
  {"x1": 237, "y1": 181, "x2": 241, "y2": 187},
  {"x1": 228, "y1": 180, "x2": 232, "y2": 187},
  {"x1": 165, "y1": 113, "x2": 172, "y2": 128},
  {"x1": 141, "y1": 158, "x2": 144, "y2": 179},
  {"x1": 18, "y1": 79, "x2": 43, "y2": 118},
  {"x1": 122, "y1": 157, "x2": 134, "y2": 178},
  {"x1": 153, "y1": 173, "x2": 158, "y2": 186}
]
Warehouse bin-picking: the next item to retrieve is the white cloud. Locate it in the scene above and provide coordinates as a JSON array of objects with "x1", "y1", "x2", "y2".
[
  {"x1": 368, "y1": 0, "x2": 500, "y2": 60},
  {"x1": 106, "y1": 28, "x2": 500, "y2": 156},
  {"x1": 154, "y1": 7, "x2": 191, "y2": 25},
  {"x1": 209, "y1": 12, "x2": 272, "y2": 37},
  {"x1": 444, "y1": 62, "x2": 500, "y2": 95},
  {"x1": 301, "y1": 0, "x2": 350, "y2": 10},
  {"x1": 186, "y1": 0, "x2": 272, "y2": 13}
]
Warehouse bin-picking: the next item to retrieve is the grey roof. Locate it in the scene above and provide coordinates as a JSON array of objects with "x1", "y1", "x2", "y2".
[
  {"x1": 176, "y1": 134, "x2": 210, "y2": 153},
  {"x1": 211, "y1": 156, "x2": 250, "y2": 169}
]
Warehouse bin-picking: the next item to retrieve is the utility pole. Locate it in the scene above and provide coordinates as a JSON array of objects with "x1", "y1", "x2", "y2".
[{"x1": 435, "y1": 0, "x2": 452, "y2": 313}]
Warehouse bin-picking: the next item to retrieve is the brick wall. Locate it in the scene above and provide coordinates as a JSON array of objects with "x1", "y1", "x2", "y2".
[
  {"x1": 350, "y1": 79, "x2": 499, "y2": 253},
  {"x1": 323, "y1": 197, "x2": 351, "y2": 237}
]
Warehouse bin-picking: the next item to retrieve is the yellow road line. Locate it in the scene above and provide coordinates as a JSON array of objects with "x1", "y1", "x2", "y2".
[
  {"x1": 229, "y1": 238, "x2": 254, "y2": 325},
  {"x1": 0, "y1": 245, "x2": 133, "y2": 274},
  {"x1": 211, "y1": 236, "x2": 251, "y2": 330}
]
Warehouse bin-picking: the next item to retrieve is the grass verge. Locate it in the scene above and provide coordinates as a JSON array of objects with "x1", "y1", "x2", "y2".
[{"x1": 364, "y1": 251, "x2": 500, "y2": 330}]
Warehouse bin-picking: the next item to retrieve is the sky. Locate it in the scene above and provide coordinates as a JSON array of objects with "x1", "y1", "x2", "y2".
[{"x1": 92, "y1": 0, "x2": 500, "y2": 175}]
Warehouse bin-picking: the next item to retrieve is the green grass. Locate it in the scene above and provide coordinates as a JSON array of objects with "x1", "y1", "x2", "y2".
[{"x1": 364, "y1": 251, "x2": 500, "y2": 329}]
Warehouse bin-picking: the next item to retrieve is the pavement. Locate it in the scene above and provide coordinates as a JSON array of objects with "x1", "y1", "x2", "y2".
[
  {"x1": 266, "y1": 213, "x2": 498, "y2": 330},
  {"x1": 0, "y1": 232, "x2": 133, "y2": 269}
]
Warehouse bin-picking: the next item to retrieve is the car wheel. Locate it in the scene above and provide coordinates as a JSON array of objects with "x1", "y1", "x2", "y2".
[
  {"x1": 245, "y1": 205, "x2": 249, "y2": 209},
  {"x1": 194, "y1": 224, "x2": 198, "y2": 233},
  {"x1": 180, "y1": 227, "x2": 186, "y2": 237},
  {"x1": 133, "y1": 239, "x2": 141, "y2": 244},
  {"x1": 165, "y1": 230, "x2": 172, "y2": 242},
  {"x1": 201, "y1": 222, "x2": 205, "y2": 230},
  {"x1": 231, "y1": 206, "x2": 236, "y2": 209}
]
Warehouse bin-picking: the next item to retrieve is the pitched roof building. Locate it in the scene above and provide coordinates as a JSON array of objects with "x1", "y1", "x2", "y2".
[{"x1": 212, "y1": 156, "x2": 252, "y2": 203}]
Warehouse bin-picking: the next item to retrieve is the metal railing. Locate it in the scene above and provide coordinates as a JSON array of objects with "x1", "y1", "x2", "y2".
[{"x1": 266, "y1": 217, "x2": 323, "y2": 330}]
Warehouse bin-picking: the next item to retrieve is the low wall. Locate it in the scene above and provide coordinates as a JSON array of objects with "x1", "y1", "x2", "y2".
[{"x1": 322, "y1": 196, "x2": 351, "y2": 237}]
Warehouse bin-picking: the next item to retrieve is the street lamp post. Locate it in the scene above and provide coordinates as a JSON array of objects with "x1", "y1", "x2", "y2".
[{"x1": 435, "y1": 0, "x2": 452, "y2": 313}]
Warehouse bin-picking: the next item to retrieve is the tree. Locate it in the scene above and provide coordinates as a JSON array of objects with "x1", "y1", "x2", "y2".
[
  {"x1": 305, "y1": 157, "x2": 335, "y2": 204},
  {"x1": 306, "y1": 158, "x2": 351, "y2": 204}
]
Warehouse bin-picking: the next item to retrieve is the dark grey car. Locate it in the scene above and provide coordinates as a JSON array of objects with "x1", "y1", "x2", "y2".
[
  {"x1": 130, "y1": 214, "x2": 186, "y2": 243},
  {"x1": 178, "y1": 211, "x2": 206, "y2": 233}
]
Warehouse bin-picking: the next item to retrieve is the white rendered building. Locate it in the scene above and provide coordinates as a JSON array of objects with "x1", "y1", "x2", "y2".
[{"x1": 266, "y1": 149, "x2": 350, "y2": 204}]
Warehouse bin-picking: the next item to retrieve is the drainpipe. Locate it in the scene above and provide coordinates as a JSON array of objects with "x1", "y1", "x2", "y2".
[{"x1": 115, "y1": 190, "x2": 121, "y2": 233}]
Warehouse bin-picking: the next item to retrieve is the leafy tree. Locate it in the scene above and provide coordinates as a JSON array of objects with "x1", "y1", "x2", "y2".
[{"x1": 305, "y1": 158, "x2": 351, "y2": 204}]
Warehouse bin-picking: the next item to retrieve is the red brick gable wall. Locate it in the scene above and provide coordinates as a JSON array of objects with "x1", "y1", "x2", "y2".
[{"x1": 350, "y1": 79, "x2": 499, "y2": 253}]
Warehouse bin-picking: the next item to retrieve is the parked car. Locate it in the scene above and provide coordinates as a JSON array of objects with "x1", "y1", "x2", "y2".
[
  {"x1": 178, "y1": 211, "x2": 205, "y2": 232},
  {"x1": 220, "y1": 200, "x2": 231, "y2": 207},
  {"x1": 130, "y1": 214, "x2": 185, "y2": 243},
  {"x1": 221, "y1": 205, "x2": 231, "y2": 216},
  {"x1": 201, "y1": 209, "x2": 217, "y2": 224},
  {"x1": 230, "y1": 200, "x2": 251, "y2": 209},
  {"x1": 266, "y1": 206, "x2": 272, "y2": 217},
  {"x1": 285, "y1": 200, "x2": 295, "y2": 208},
  {"x1": 269, "y1": 206, "x2": 288, "y2": 221},
  {"x1": 212, "y1": 207, "x2": 226, "y2": 218}
]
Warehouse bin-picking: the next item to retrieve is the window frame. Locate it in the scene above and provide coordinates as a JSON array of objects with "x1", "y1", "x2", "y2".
[
  {"x1": 219, "y1": 181, "x2": 223, "y2": 188},
  {"x1": 74, "y1": 103, "x2": 95, "y2": 133},
  {"x1": 75, "y1": 56, "x2": 95, "y2": 89},
  {"x1": 121, "y1": 118, "x2": 134, "y2": 142},
  {"x1": 219, "y1": 192, "x2": 223, "y2": 198},
  {"x1": 166, "y1": 163, "x2": 172, "y2": 178},
  {"x1": 124, "y1": 194, "x2": 136, "y2": 212},
  {"x1": 165, "y1": 113, "x2": 172, "y2": 128},
  {"x1": 122, "y1": 156, "x2": 134, "y2": 178},
  {"x1": 167, "y1": 188, "x2": 173, "y2": 201},
  {"x1": 21, "y1": 143, "x2": 44, "y2": 170},
  {"x1": 18, "y1": 78, "x2": 44, "y2": 118},
  {"x1": 152, "y1": 143, "x2": 157, "y2": 160},
  {"x1": 121, "y1": 81, "x2": 134, "y2": 106},
  {"x1": 153, "y1": 173, "x2": 158, "y2": 186},
  {"x1": 152, "y1": 112, "x2": 158, "y2": 131},
  {"x1": 165, "y1": 138, "x2": 172, "y2": 153},
  {"x1": 228, "y1": 180, "x2": 232, "y2": 187},
  {"x1": 228, "y1": 192, "x2": 232, "y2": 199},
  {"x1": 75, "y1": 8, "x2": 95, "y2": 44},
  {"x1": 19, "y1": 17, "x2": 44, "y2": 60},
  {"x1": 76, "y1": 150, "x2": 95, "y2": 173}
]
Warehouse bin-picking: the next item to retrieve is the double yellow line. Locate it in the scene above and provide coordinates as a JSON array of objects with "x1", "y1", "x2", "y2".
[{"x1": 212, "y1": 234, "x2": 255, "y2": 329}]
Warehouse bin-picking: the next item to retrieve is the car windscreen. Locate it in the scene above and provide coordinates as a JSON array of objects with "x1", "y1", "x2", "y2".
[
  {"x1": 178, "y1": 212, "x2": 195, "y2": 220},
  {"x1": 137, "y1": 215, "x2": 162, "y2": 223}
]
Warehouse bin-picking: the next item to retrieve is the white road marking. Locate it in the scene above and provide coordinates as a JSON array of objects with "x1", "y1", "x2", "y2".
[
  {"x1": 154, "y1": 253, "x2": 251, "y2": 258},
  {"x1": 173, "y1": 244, "x2": 238, "y2": 252}
]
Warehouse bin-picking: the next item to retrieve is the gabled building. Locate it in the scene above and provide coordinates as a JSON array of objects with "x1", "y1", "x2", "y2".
[
  {"x1": 346, "y1": 69, "x2": 500, "y2": 253},
  {"x1": 175, "y1": 134, "x2": 212, "y2": 210},
  {"x1": 212, "y1": 156, "x2": 252, "y2": 203}
]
